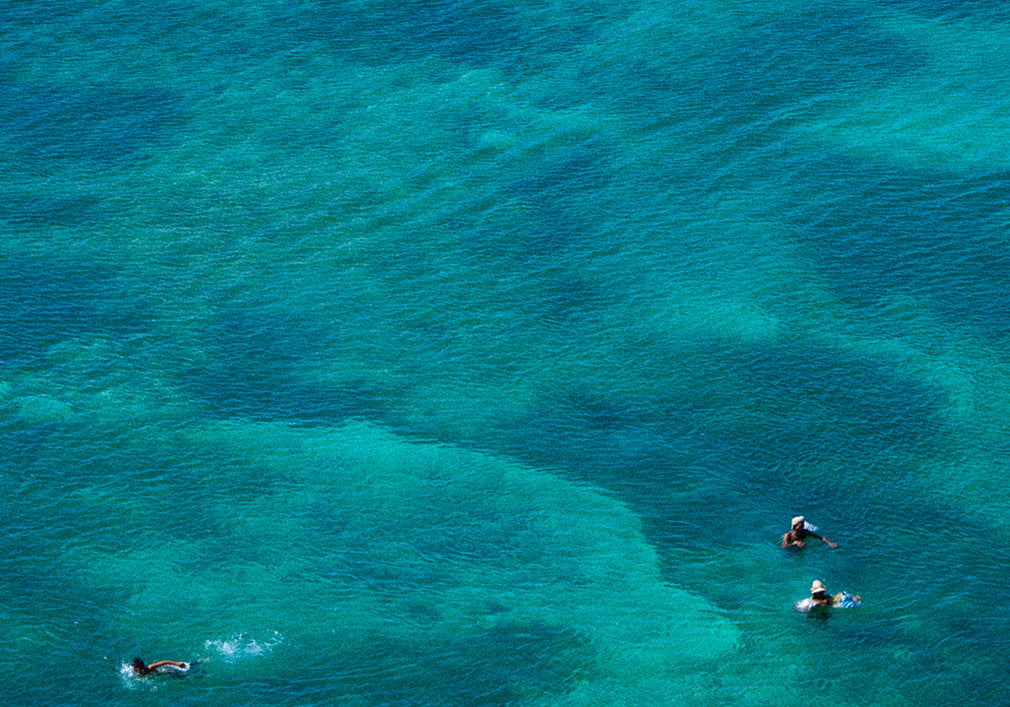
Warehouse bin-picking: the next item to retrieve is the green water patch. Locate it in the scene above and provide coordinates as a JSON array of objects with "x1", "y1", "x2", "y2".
[
  {"x1": 11, "y1": 317, "x2": 1001, "y2": 703},
  {"x1": 5, "y1": 14, "x2": 633, "y2": 406},
  {"x1": 788, "y1": 7, "x2": 1010, "y2": 169},
  {"x1": 0, "y1": 330, "x2": 195, "y2": 439},
  {"x1": 65, "y1": 420, "x2": 740, "y2": 703},
  {"x1": 92, "y1": 64, "x2": 630, "y2": 433},
  {"x1": 1, "y1": 1, "x2": 1008, "y2": 703}
]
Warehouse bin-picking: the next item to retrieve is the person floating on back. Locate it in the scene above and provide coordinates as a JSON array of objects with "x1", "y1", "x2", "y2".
[
  {"x1": 781, "y1": 515, "x2": 838, "y2": 549},
  {"x1": 131, "y1": 657, "x2": 191, "y2": 676}
]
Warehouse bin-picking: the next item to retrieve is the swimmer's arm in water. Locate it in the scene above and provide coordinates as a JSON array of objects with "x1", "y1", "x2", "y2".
[{"x1": 812, "y1": 532, "x2": 838, "y2": 548}]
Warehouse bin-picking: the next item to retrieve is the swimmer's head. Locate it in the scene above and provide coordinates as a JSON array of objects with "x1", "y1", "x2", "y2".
[{"x1": 131, "y1": 658, "x2": 151, "y2": 676}]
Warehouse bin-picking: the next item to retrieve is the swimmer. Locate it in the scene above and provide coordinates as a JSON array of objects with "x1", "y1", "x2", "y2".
[
  {"x1": 781, "y1": 515, "x2": 838, "y2": 549},
  {"x1": 131, "y1": 657, "x2": 190, "y2": 676},
  {"x1": 809, "y1": 579, "x2": 834, "y2": 606},
  {"x1": 794, "y1": 579, "x2": 833, "y2": 613},
  {"x1": 795, "y1": 580, "x2": 862, "y2": 613}
]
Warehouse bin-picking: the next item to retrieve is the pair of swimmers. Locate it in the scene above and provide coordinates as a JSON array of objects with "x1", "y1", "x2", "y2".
[{"x1": 782, "y1": 515, "x2": 861, "y2": 613}]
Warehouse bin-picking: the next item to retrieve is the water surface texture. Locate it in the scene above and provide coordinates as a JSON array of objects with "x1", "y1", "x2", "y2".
[{"x1": 3, "y1": 1, "x2": 1010, "y2": 705}]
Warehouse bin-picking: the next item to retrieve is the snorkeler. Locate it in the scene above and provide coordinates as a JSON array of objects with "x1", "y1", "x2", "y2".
[
  {"x1": 131, "y1": 658, "x2": 190, "y2": 676},
  {"x1": 781, "y1": 515, "x2": 838, "y2": 549}
]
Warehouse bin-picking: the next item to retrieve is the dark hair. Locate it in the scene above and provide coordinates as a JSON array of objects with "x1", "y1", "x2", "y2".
[{"x1": 132, "y1": 658, "x2": 151, "y2": 675}]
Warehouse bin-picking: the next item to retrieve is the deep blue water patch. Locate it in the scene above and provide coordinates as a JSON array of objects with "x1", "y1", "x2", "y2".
[
  {"x1": 0, "y1": 0, "x2": 88, "y2": 27},
  {"x1": 783, "y1": 157, "x2": 1010, "y2": 342},
  {"x1": 0, "y1": 255, "x2": 152, "y2": 363},
  {"x1": 513, "y1": 140, "x2": 617, "y2": 259},
  {"x1": 578, "y1": 5, "x2": 921, "y2": 135},
  {"x1": 726, "y1": 6, "x2": 922, "y2": 96},
  {"x1": 281, "y1": 0, "x2": 519, "y2": 65},
  {"x1": 1, "y1": 191, "x2": 105, "y2": 231},
  {"x1": 575, "y1": 55, "x2": 710, "y2": 129},
  {"x1": 536, "y1": 275, "x2": 615, "y2": 324},
  {"x1": 0, "y1": 440, "x2": 143, "y2": 622},
  {"x1": 513, "y1": 140, "x2": 616, "y2": 200},
  {"x1": 1, "y1": 420, "x2": 224, "y2": 542},
  {"x1": 280, "y1": 0, "x2": 609, "y2": 69},
  {"x1": 549, "y1": 338, "x2": 940, "y2": 463},
  {"x1": 0, "y1": 77, "x2": 184, "y2": 166},
  {"x1": 339, "y1": 544, "x2": 455, "y2": 594},
  {"x1": 181, "y1": 311, "x2": 385, "y2": 424},
  {"x1": 183, "y1": 364, "x2": 382, "y2": 425},
  {"x1": 454, "y1": 336, "x2": 949, "y2": 537},
  {"x1": 716, "y1": 340, "x2": 949, "y2": 457}
]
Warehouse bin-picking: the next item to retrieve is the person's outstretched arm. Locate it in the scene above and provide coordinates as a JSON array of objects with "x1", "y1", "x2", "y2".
[{"x1": 147, "y1": 660, "x2": 187, "y2": 670}]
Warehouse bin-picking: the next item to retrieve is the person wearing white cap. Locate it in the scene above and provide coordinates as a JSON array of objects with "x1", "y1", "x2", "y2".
[
  {"x1": 781, "y1": 515, "x2": 838, "y2": 550},
  {"x1": 809, "y1": 580, "x2": 833, "y2": 605},
  {"x1": 795, "y1": 580, "x2": 862, "y2": 613}
]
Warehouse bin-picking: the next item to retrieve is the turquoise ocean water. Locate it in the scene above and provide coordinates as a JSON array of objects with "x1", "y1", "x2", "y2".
[{"x1": 3, "y1": 1, "x2": 1010, "y2": 704}]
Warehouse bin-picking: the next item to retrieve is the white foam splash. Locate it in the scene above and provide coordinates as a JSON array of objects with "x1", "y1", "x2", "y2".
[
  {"x1": 119, "y1": 662, "x2": 156, "y2": 691},
  {"x1": 204, "y1": 631, "x2": 282, "y2": 662}
]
